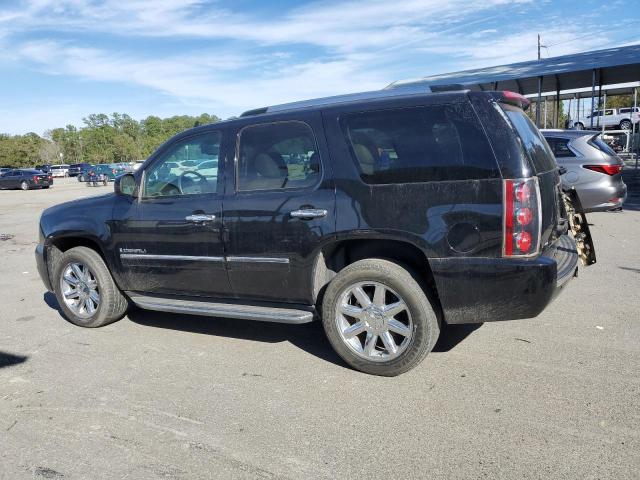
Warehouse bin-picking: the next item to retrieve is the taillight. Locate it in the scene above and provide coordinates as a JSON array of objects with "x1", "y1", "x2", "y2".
[
  {"x1": 33, "y1": 176, "x2": 39, "y2": 182},
  {"x1": 500, "y1": 91, "x2": 531, "y2": 110},
  {"x1": 503, "y1": 178, "x2": 541, "y2": 257},
  {"x1": 583, "y1": 164, "x2": 622, "y2": 176}
]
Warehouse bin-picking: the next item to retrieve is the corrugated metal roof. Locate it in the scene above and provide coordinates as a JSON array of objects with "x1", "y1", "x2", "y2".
[{"x1": 386, "y1": 44, "x2": 640, "y2": 95}]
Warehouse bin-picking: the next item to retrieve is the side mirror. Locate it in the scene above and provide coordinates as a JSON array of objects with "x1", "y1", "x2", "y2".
[{"x1": 114, "y1": 173, "x2": 137, "y2": 197}]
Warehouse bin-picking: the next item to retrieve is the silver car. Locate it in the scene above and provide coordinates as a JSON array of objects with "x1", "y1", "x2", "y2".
[{"x1": 541, "y1": 130, "x2": 627, "y2": 212}]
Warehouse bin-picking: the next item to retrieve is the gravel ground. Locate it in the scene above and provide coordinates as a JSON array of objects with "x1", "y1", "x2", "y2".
[{"x1": 1, "y1": 176, "x2": 639, "y2": 480}]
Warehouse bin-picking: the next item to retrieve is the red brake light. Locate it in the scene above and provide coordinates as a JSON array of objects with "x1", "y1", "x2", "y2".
[
  {"x1": 503, "y1": 178, "x2": 541, "y2": 257},
  {"x1": 33, "y1": 176, "x2": 39, "y2": 182},
  {"x1": 583, "y1": 164, "x2": 622, "y2": 176},
  {"x1": 500, "y1": 91, "x2": 531, "y2": 110}
]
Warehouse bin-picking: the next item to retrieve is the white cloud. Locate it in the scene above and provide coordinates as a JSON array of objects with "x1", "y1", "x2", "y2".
[{"x1": 0, "y1": 0, "x2": 634, "y2": 134}]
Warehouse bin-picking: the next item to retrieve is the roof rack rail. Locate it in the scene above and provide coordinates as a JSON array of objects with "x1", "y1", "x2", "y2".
[{"x1": 240, "y1": 107, "x2": 268, "y2": 117}]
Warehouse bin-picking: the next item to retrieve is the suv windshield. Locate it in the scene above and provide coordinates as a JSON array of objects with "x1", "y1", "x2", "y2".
[{"x1": 500, "y1": 104, "x2": 557, "y2": 174}]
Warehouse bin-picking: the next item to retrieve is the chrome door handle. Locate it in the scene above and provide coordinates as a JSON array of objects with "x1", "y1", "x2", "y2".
[
  {"x1": 290, "y1": 209, "x2": 328, "y2": 219},
  {"x1": 186, "y1": 214, "x2": 216, "y2": 223}
]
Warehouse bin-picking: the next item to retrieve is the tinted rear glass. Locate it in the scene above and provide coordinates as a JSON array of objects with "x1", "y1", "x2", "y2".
[
  {"x1": 341, "y1": 103, "x2": 499, "y2": 184},
  {"x1": 501, "y1": 104, "x2": 557, "y2": 173},
  {"x1": 589, "y1": 135, "x2": 616, "y2": 156}
]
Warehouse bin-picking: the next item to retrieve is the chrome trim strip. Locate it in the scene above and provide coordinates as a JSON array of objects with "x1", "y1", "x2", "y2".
[
  {"x1": 120, "y1": 254, "x2": 224, "y2": 262},
  {"x1": 226, "y1": 256, "x2": 290, "y2": 264}
]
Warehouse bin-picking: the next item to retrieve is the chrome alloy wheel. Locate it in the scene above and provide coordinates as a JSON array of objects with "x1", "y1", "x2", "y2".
[
  {"x1": 335, "y1": 281, "x2": 413, "y2": 362},
  {"x1": 59, "y1": 262, "x2": 100, "y2": 319}
]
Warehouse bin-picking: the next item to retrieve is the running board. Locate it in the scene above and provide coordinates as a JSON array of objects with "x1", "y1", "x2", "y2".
[{"x1": 126, "y1": 293, "x2": 314, "y2": 324}]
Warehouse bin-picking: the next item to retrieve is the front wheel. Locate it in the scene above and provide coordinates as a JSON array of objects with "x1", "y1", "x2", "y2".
[
  {"x1": 53, "y1": 246, "x2": 128, "y2": 327},
  {"x1": 574, "y1": 122, "x2": 584, "y2": 130},
  {"x1": 20, "y1": 181, "x2": 29, "y2": 191},
  {"x1": 322, "y1": 259, "x2": 440, "y2": 376}
]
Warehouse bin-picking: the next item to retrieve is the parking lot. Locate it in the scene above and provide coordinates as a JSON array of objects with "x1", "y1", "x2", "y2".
[{"x1": 1, "y1": 176, "x2": 639, "y2": 479}]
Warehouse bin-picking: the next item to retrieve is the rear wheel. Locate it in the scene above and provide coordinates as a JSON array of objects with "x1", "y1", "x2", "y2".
[
  {"x1": 53, "y1": 246, "x2": 128, "y2": 327},
  {"x1": 322, "y1": 259, "x2": 439, "y2": 376},
  {"x1": 20, "y1": 181, "x2": 29, "y2": 191},
  {"x1": 620, "y1": 120, "x2": 632, "y2": 130},
  {"x1": 574, "y1": 122, "x2": 584, "y2": 130}
]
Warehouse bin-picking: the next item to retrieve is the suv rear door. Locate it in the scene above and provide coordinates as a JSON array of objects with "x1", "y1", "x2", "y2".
[{"x1": 222, "y1": 112, "x2": 335, "y2": 304}]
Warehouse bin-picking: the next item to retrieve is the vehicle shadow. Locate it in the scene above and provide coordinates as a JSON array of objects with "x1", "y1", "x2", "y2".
[
  {"x1": 127, "y1": 308, "x2": 348, "y2": 368},
  {"x1": 127, "y1": 308, "x2": 481, "y2": 365},
  {"x1": 433, "y1": 323, "x2": 482, "y2": 352},
  {"x1": 43, "y1": 292, "x2": 66, "y2": 319},
  {"x1": 43, "y1": 291, "x2": 481, "y2": 367},
  {"x1": 0, "y1": 351, "x2": 28, "y2": 369}
]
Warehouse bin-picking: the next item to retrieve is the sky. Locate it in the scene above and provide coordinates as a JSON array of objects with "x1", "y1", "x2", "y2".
[{"x1": 0, "y1": 0, "x2": 638, "y2": 135}]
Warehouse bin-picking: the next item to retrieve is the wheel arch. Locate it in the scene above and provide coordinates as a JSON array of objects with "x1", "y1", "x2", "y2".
[
  {"x1": 312, "y1": 237, "x2": 442, "y2": 316},
  {"x1": 46, "y1": 235, "x2": 115, "y2": 288}
]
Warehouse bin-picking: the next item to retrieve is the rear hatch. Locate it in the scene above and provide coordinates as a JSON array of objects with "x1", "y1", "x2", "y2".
[{"x1": 499, "y1": 103, "x2": 562, "y2": 250}]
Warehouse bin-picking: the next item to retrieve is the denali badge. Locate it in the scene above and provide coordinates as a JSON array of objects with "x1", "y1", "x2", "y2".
[{"x1": 119, "y1": 248, "x2": 147, "y2": 255}]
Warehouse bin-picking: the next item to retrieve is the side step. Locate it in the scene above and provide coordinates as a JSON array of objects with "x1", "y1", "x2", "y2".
[{"x1": 126, "y1": 293, "x2": 314, "y2": 324}]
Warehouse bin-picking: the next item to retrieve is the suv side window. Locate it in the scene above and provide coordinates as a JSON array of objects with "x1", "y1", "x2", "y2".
[
  {"x1": 341, "y1": 104, "x2": 499, "y2": 184},
  {"x1": 549, "y1": 138, "x2": 575, "y2": 158},
  {"x1": 237, "y1": 121, "x2": 321, "y2": 192},
  {"x1": 143, "y1": 131, "x2": 221, "y2": 197}
]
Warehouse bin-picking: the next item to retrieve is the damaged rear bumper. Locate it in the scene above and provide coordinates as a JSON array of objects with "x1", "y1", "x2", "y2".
[{"x1": 430, "y1": 233, "x2": 578, "y2": 324}]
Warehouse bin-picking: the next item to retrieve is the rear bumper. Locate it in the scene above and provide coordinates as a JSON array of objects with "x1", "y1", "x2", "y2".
[
  {"x1": 431, "y1": 234, "x2": 578, "y2": 324},
  {"x1": 579, "y1": 180, "x2": 627, "y2": 212},
  {"x1": 35, "y1": 244, "x2": 53, "y2": 292}
]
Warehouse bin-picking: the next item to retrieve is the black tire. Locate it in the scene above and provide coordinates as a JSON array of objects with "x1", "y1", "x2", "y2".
[
  {"x1": 43, "y1": 186, "x2": 50, "y2": 189},
  {"x1": 321, "y1": 258, "x2": 440, "y2": 376},
  {"x1": 20, "y1": 181, "x2": 29, "y2": 191},
  {"x1": 78, "y1": 175, "x2": 84, "y2": 182},
  {"x1": 574, "y1": 122, "x2": 584, "y2": 130},
  {"x1": 619, "y1": 120, "x2": 632, "y2": 130},
  {"x1": 53, "y1": 246, "x2": 128, "y2": 327}
]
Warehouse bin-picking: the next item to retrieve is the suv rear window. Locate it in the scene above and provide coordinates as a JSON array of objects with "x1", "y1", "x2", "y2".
[
  {"x1": 341, "y1": 104, "x2": 499, "y2": 184},
  {"x1": 588, "y1": 134, "x2": 616, "y2": 156},
  {"x1": 501, "y1": 104, "x2": 556, "y2": 173}
]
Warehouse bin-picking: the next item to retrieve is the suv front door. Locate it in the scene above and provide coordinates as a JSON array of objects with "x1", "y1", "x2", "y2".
[
  {"x1": 112, "y1": 129, "x2": 231, "y2": 298},
  {"x1": 223, "y1": 113, "x2": 335, "y2": 304}
]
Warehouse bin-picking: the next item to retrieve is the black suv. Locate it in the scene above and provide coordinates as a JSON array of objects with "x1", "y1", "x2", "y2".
[{"x1": 35, "y1": 87, "x2": 591, "y2": 376}]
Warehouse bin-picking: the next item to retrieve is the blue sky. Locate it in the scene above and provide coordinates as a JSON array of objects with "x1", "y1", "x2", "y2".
[{"x1": 0, "y1": 0, "x2": 638, "y2": 135}]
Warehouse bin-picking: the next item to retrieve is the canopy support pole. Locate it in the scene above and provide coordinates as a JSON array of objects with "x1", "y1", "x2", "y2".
[
  {"x1": 602, "y1": 92, "x2": 606, "y2": 133},
  {"x1": 590, "y1": 69, "x2": 596, "y2": 129},
  {"x1": 536, "y1": 76, "x2": 542, "y2": 127}
]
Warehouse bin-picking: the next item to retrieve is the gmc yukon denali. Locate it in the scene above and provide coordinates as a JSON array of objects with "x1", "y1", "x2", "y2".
[{"x1": 35, "y1": 87, "x2": 594, "y2": 376}]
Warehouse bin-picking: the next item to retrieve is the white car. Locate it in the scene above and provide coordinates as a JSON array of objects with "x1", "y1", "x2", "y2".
[
  {"x1": 572, "y1": 107, "x2": 640, "y2": 130},
  {"x1": 50, "y1": 164, "x2": 70, "y2": 177}
]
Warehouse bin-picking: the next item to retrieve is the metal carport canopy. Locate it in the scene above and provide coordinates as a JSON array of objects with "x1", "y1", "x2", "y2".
[{"x1": 387, "y1": 44, "x2": 640, "y2": 94}]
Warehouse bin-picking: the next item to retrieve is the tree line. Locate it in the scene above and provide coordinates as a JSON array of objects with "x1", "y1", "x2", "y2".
[{"x1": 0, "y1": 113, "x2": 220, "y2": 168}]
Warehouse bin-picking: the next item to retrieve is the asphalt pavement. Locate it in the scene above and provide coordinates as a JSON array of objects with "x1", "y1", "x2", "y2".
[{"x1": 1, "y1": 176, "x2": 639, "y2": 479}]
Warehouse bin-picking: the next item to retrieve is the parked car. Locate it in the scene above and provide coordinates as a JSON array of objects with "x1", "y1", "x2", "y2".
[
  {"x1": 542, "y1": 130, "x2": 627, "y2": 212},
  {"x1": 68, "y1": 163, "x2": 92, "y2": 177},
  {"x1": 35, "y1": 164, "x2": 52, "y2": 174},
  {"x1": 81, "y1": 164, "x2": 126, "y2": 184},
  {"x1": 572, "y1": 107, "x2": 640, "y2": 130},
  {"x1": 36, "y1": 88, "x2": 593, "y2": 376},
  {"x1": 0, "y1": 169, "x2": 52, "y2": 190},
  {"x1": 76, "y1": 164, "x2": 95, "y2": 182},
  {"x1": 50, "y1": 164, "x2": 70, "y2": 177},
  {"x1": 0, "y1": 167, "x2": 11, "y2": 175}
]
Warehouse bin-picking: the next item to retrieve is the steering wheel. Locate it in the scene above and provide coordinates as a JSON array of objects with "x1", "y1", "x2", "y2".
[{"x1": 177, "y1": 170, "x2": 208, "y2": 194}]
